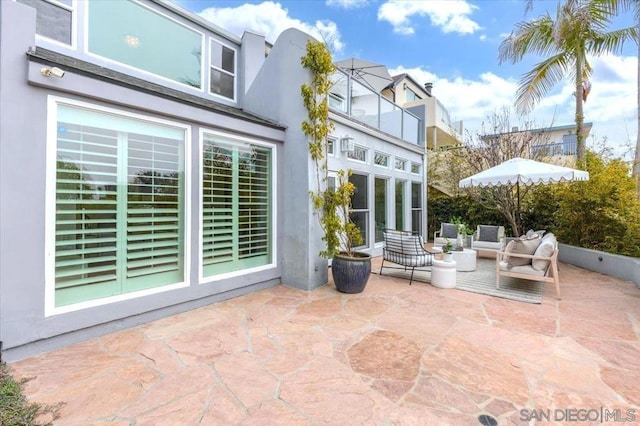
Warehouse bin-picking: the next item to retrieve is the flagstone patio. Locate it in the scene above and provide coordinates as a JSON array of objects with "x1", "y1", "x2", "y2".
[{"x1": 9, "y1": 257, "x2": 640, "y2": 425}]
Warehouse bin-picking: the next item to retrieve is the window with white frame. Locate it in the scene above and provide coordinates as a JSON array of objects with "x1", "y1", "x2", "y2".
[
  {"x1": 374, "y1": 152, "x2": 389, "y2": 167},
  {"x1": 411, "y1": 182, "x2": 422, "y2": 234},
  {"x1": 395, "y1": 180, "x2": 405, "y2": 231},
  {"x1": 202, "y1": 133, "x2": 272, "y2": 277},
  {"x1": 405, "y1": 87, "x2": 420, "y2": 102},
  {"x1": 18, "y1": 0, "x2": 73, "y2": 45},
  {"x1": 349, "y1": 173, "x2": 369, "y2": 247},
  {"x1": 210, "y1": 39, "x2": 236, "y2": 100},
  {"x1": 411, "y1": 162, "x2": 421, "y2": 174},
  {"x1": 374, "y1": 178, "x2": 387, "y2": 243},
  {"x1": 327, "y1": 138, "x2": 335, "y2": 156},
  {"x1": 87, "y1": 0, "x2": 203, "y2": 89},
  {"x1": 347, "y1": 145, "x2": 367, "y2": 163},
  {"x1": 52, "y1": 101, "x2": 186, "y2": 308},
  {"x1": 395, "y1": 158, "x2": 407, "y2": 171}
]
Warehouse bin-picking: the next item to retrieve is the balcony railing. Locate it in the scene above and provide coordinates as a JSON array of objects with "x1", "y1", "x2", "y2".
[
  {"x1": 531, "y1": 140, "x2": 577, "y2": 157},
  {"x1": 329, "y1": 70, "x2": 422, "y2": 145}
]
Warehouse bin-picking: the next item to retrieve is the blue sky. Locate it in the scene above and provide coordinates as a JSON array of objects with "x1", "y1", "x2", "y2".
[{"x1": 176, "y1": 0, "x2": 638, "y2": 158}]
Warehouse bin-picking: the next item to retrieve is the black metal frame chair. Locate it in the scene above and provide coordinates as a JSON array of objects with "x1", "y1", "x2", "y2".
[{"x1": 380, "y1": 229, "x2": 436, "y2": 285}]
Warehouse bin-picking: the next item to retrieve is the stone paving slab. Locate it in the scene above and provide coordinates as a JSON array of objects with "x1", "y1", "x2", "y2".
[{"x1": 9, "y1": 257, "x2": 640, "y2": 425}]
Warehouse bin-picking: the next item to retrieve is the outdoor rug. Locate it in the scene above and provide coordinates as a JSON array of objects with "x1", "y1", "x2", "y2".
[{"x1": 375, "y1": 258, "x2": 544, "y2": 304}]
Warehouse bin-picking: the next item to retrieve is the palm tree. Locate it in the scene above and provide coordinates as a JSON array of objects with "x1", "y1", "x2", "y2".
[
  {"x1": 499, "y1": 0, "x2": 637, "y2": 164},
  {"x1": 614, "y1": 0, "x2": 640, "y2": 197}
]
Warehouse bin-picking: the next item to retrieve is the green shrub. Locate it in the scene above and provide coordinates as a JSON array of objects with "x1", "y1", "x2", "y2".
[{"x1": 0, "y1": 362, "x2": 62, "y2": 426}]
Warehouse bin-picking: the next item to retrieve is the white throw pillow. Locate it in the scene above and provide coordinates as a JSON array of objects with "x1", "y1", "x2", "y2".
[
  {"x1": 504, "y1": 238, "x2": 541, "y2": 266},
  {"x1": 532, "y1": 238, "x2": 556, "y2": 271}
]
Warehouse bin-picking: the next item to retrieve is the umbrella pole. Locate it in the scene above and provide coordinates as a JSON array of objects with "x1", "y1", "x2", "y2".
[{"x1": 517, "y1": 182, "x2": 521, "y2": 236}]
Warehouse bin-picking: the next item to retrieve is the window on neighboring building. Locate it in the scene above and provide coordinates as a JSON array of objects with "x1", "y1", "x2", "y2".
[
  {"x1": 411, "y1": 162, "x2": 421, "y2": 174},
  {"x1": 349, "y1": 173, "x2": 368, "y2": 247},
  {"x1": 202, "y1": 134, "x2": 272, "y2": 277},
  {"x1": 210, "y1": 39, "x2": 236, "y2": 100},
  {"x1": 53, "y1": 102, "x2": 186, "y2": 308},
  {"x1": 328, "y1": 93, "x2": 346, "y2": 112},
  {"x1": 347, "y1": 145, "x2": 367, "y2": 163},
  {"x1": 374, "y1": 178, "x2": 387, "y2": 243},
  {"x1": 411, "y1": 182, "x2": 422, "y2": 234},
  {"x1": 374, "y1": 152, "x2": 389, "y2": 167},
  {"x1": 561, "y1": 134, "x2": 577, "y2": 155},
  {"x1": 395, "y1": 181, "x2": 405, "y2": 231},
  {"x1": 87, "y1": 0, "x2": 203, "y2": 89},
  {"x1": 395, "y1": 158, "x2": 407, "y2": 171},
  {"x1": 405, "y1": 87, "x2": 420, "y2": 102},
  {"x1": 18, "y1": 0, "x2": 73, "y2": 45}
]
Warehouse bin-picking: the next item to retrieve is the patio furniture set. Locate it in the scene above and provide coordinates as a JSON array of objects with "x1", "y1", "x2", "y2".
[{"x1": 380, "y1": 225, "x2": 560, "y2": 298}]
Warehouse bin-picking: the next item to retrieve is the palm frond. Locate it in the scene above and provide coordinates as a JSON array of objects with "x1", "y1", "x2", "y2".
[
  {"x1": 498, "y1": 16, "x2": 556, "y2": 64},
  {"x1": 515, "y1": 53, "x2": 570, "y2": 115}
]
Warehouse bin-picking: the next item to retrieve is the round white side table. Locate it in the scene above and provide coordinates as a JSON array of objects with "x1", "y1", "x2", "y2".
[
  {"x1": 451, "y1": 249, "x2": 477, "y2": 272},
  {"x1": 431, "y1": 259, "x2": 456, "y2": 288}
]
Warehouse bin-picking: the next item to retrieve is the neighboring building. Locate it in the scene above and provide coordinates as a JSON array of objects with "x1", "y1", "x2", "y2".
[
  {"x1": 382, "y1": 74, "x2": 463, "y2": 150},
  {"x1": 481, "y1": 123, "x2": 593, "y2": 165},
  {"x1": 0, "y1": 0, "x2": 426, "y2": 361}
]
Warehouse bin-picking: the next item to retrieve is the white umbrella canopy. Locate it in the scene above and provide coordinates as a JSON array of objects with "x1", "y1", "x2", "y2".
[
  {"x1": 334, "y1": 58, "x2": 393, "y2": 93},
  {"x1": 459, "y1": 157, "x2": 589, "y2": 188},
  {"x1": 459, "y1": 157, "x2": 589, "y2": 235}
]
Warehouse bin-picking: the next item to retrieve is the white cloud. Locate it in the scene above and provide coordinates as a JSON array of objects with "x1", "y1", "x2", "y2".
[
  {"x1": 390, "y1": 54, "x2": 637, "y2": 158},
  {"x1": 377, "y1": 0, "x2": 481, "y2": 36},
  {"x1": 326, "y1": 0, "x2": 368, "y2": 9},
  {"x1": 198, "y1": 1, "x2": 344, "y2": 53}
]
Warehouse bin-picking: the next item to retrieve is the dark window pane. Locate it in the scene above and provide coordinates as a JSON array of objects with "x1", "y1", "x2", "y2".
[
  {"x1": 350, "y1": 174, "x2": 368, "y2": 210},
  {"x1": 411, "y1": 182, "x2": 421, "y2": 208},
  {"x1": 19, "y1": 0, "x2": 72, "y2": 44},
  {"x1": 210, "y1": 69, "x2": 234, "y2": 99},
  {"x1": 395, "y1": 181, "x2": 404, "y2": 231}
]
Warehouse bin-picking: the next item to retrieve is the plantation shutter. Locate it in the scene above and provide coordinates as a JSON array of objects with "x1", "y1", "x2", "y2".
[
  {"x1": 126, "y1": 133, "x2": 184, "y2": 290},
  {"x1": 55, "y1": 123, "x2": 120, "y2": 306},
  {"x1": 54, "y1": 104, "x2": 184, "y2": 307},
  {"x1": 202, "y1": 136, "x2": 271, "y2": 277}
]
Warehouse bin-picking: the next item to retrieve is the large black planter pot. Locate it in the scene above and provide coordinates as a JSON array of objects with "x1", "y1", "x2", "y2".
[{"x1": 331, "y1": 252, "x2": 372, "y2": 293}]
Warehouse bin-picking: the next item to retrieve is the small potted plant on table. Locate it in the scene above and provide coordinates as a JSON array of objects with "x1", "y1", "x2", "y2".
[{"x1": 442, "y1": 240, "x2": 454, "y2": 262}]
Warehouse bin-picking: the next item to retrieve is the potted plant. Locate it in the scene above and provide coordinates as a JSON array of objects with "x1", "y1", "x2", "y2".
[
  {"x1": 442, "y1": 239, "x2": 454, "y2": 262},
  {"x1": 301, "y1": 40, "x2": 371, "y2": 294},
  {"x1": 452, "y1": 216, "x2": 474, "y2": 248}
]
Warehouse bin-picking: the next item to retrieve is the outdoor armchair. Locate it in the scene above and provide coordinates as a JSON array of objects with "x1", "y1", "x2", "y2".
[
  {"x1": 380, "y1": 229, "x2": 435, "y2": 285},
  {"x1": 472, "y1": 225, "x2": 505, "y2": 253},
  {"x1": 433, "y1": 222, "x2": 459, "y2": 248}
]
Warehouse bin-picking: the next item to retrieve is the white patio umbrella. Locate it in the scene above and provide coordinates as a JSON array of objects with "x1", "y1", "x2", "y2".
[
  {"x1": 459, "y1": 157, "x2": 589, "y2": 232},
  {"x1": 334, "y1": 58, "x2": 393, "y2": 93}
]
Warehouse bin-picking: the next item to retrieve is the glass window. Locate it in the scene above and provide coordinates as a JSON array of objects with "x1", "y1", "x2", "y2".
[
  {"x1": 411, "y1": 182, "x2": 422, "y2": 234},
  {"x1": 405, "y1": 88, "x2": 419, "y2": 102},
  {"x1": 202, "y1": 134, "x2": 272, "y2": 277},
  {"x1": 374, "y1": 152, "x2": 389, "y2": 167},
  {"x1": 349, "y1": 173, "x2": 368, "y2": 247},
  {"x1": 395, "y1": 181, "x2": 405, "y2": 231},
  {"x1": 411, "y1": 162, "x2": 421, "y2": 174},
  {"x1": 18, "y1": 0, "x2": 72, "y2": 45},
  {"x1": 88, "y1": 0, "x2": 202, "y2": 88},
  {"x1": 327, "y1": 138, "x2": 335, "y2": 156},
  {"x1": 347, "y1": 145, "x2": 367, "y2": 163},
  {"x1": 210, "y1": 40, "x2": 236, "y2": 99},
  {"x1": 395, "y1": 158, "x2": 406, "y2": 171},
  {"x1": 54, "y1": 103, "x2": 185, "y2": 308},
  {"x1": 374, "y1": 178, "x2": 387, "y2": 243}
]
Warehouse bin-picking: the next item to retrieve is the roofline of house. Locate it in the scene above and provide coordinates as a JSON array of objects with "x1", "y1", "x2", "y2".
[{"x1": 27, "y1": 47, "x2": 286, "y2": 131}]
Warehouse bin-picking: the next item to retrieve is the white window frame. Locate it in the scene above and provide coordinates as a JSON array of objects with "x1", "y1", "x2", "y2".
[
  {"x1": 23, "y1": 0, "x2": 78, "y2": 49},
  {"x1": 411, "y1": 162, "x2": 421, "y2": 175},
  {"x1": 209, "y1": 38, "x2": 237, "y2": 102},
  {"x1": 83, "y1": 0, "x2": 206, "y2": 92},
  {"x1": 44, "y1": 96, "x2": 191, "y2": 316},
  {"x1": 374, "y1": 151, "x2": 389, "y2": 168},
  {"x1": 347, "y1": 144, "x2": 368, "y2": 164},
  {"x1": 327, "y1": 137, "x2": 336, "y2": 157},
  {"x1": 395, "y1": 157, "x2": 407, "y2": 171},
  {"x1": 198, "y1": 129, "x2": 277, "y2": 284}
]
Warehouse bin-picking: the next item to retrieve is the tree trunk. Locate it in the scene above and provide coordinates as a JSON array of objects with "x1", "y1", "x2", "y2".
[{"x1": 575, "y1": 58, "x2": 586, "y2": 166}]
